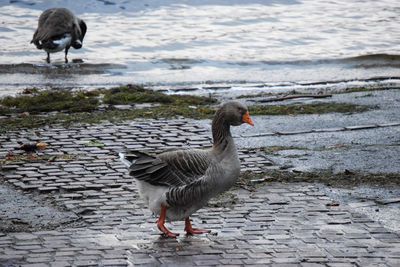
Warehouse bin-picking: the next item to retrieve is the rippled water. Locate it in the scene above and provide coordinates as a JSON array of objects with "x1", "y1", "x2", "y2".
[{"x1": 0, "y1": 0, "x2": 399, "y2": 96}]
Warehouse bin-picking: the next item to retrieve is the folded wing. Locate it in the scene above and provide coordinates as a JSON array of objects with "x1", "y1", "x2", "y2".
[{"x1": 128, "y1": 149, "x2": 212, "y2": 187}]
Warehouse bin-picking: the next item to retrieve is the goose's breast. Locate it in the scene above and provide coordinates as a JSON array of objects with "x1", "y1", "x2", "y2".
[{"x1": 217, "y1": 154, "x2": 240, "y2": 189}]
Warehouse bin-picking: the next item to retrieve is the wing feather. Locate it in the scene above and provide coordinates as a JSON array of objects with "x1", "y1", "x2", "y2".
[
  {"x1": 166, "y1": 163, "x2": 224, "y2": 207},
  {"x1": 127, "y1": 149, "x2": 211, "y2": 187},
  {"x1": 32, "y1": 8, "x2": 81, "y2": 43}
]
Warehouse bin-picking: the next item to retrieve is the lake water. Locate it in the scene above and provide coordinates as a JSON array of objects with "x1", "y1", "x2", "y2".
[{"x1": 0, "y1": 0, "x2": 399, "y2": 97}]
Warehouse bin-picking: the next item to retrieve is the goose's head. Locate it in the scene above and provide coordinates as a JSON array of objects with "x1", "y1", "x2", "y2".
[{"x1": 218, "y1": 101, "x2": 254, "y2": 126}]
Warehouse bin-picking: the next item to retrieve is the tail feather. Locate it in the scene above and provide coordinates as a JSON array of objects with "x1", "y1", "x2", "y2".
[
  {"x1": 119, "y1": 152, "x2": 134, "y2": 167},
  {"x1": 119, "y1": 151, "x2": 153, "y2": 168}
]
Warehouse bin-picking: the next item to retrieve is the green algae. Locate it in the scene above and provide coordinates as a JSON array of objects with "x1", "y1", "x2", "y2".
[
  {"x1": 0, "y1": 84, "x2": 374, "y2": 133},
  {"x1": 0, "y1": 90, "x2": 98, "y2": 114},
  {"x1": 0, "y1": 84, "x2": 217, "y2": 133},
  {"x1": 102, "y1": 85, "x2": 216, "y2": 106},
  {"x1": 238, "y1": 170, "x2": 400, "y2": 189},
  {"x1": 0, "y1": 153, "x2": 76, "y2": 167},
  {"x1": 0, "y1": 85, "x2": 216, "y2": 116},
  {"x1": 335, "y1": 87, "x2": 400, "y2": 94},
  {"x1": 263, "y1": 146, "x2": 308, "y2": 153},
  {"x1": 102, "y1": 85, "x2": 173, "y2": 105},
  {"x1": 249, "y1": 102, "x2": 373, "y2": 116}
]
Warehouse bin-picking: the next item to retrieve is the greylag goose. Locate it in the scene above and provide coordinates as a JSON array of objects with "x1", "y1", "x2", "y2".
[
  {"x1": 31, "y1": 8, "x2": 87, "y2": 63},
  {"x1": 120, "y1": 101, "x2": 254, "y2": 237}
]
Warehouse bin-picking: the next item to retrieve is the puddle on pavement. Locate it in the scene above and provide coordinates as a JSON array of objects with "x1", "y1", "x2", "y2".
[
  {"x1": 0, "y1": 184, "x2": 83, "y2": 232},
  {"x1": 317, "y1": 184, "x2": 400, "y2": 234}
]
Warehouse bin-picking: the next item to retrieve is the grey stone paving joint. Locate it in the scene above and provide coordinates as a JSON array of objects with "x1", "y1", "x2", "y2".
[{"x1": 0, "y1": 119, "x2": 399, "y2": 266}]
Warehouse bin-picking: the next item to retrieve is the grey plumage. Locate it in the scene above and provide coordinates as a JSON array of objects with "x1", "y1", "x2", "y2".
[
  {"x1": 166, "y1": 162, "x2": 224, "y2": 207},
  {"x1": 124, "y1": 101, "x2": 254, "y2": 236},
  {"x1": 31, "y1": 8, "x2": 87, "y2": 63},
  {"x1": 129, "y1": 149, "x2": 210, "y2": 187}
]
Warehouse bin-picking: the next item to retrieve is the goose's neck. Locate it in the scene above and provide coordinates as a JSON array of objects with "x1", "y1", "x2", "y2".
[{"x1": 211, "y1": 111, "x2": 232, "y2": 151}]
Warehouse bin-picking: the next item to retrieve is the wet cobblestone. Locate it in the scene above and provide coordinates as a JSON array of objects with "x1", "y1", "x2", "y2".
[{"x1": 0, "y1": 119, "x2": 399, "y2": 266}]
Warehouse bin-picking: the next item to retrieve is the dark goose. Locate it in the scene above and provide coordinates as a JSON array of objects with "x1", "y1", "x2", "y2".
[{"x1": 31, "y1": 8, "x2": 87, "y2": 63}]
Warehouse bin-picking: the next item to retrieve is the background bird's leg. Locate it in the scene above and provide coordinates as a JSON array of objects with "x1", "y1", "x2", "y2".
[
  {"x1": 46, "y1": 52, "x2": 50, "y2": 63},
  {"x1": 157, "y1": 204, "x2": 179, "y2": 237},
  {"x1": 184, "y1": 217, "x2": 211, "y2": 235},
  {"x1": 64, "y1": 47, "x2": 69, "y2": 63}
]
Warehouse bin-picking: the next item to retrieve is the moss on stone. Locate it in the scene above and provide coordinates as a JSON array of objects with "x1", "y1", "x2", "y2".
[
  {"x1": 249, "y1": 102, "x2": 373, "y2": 116},
  {"x1": 0, "y1": 85, "x2": 216, "y2": 116},
  {"x1": 0, "y1": 90, "x2": 99, "y2": 114},
  {"x1": 102, "y1": 85, "x2": 216, "y2": 106},
  {"x1": 0, "y1": 84, "x2": 376, "y2": 133},
  {"x1": 336, "y1": 87, "x2": 399, "y2": 94},
  {"x1": 0, "y1": 153, "x2": 76, "y2": 166},
  {"x1": 238, "y1": 170, "x2": 400, "y2": 189},
  {"x1": 0, "y1": 85, "x2": 219, "y2": 132},
  {"x1": 102, "y1": 85, "x2": 172, "y2": 104},
  {"x1": 263, "y1": 146, "x2": 308, "y2": 153}
]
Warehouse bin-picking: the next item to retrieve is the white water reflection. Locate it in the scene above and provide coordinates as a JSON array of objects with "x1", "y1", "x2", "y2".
[{"x1": 0, "y1": 0, "x2": 399, "y2": 96}]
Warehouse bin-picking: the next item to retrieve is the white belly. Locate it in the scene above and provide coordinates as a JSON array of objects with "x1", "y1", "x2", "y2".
[
  {"x1": 136, "y1": 180, "x2": 205, "y2": 221},
  {"x1": 45, "y1": 35, "x2": 72, "y2": 53},
  {"x1": 137, "y1": 180, "x2": 168, "y2": 215}
]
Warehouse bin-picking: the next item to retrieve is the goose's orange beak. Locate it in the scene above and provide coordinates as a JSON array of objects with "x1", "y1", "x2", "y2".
[{"x1": 242, "y1": 112, "x2": 254, "y2": 126}]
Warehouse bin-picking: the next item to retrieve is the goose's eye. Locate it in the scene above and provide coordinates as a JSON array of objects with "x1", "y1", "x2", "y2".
[{"x1": 237, "y1": 107, "x2": 243, "y2": 113}]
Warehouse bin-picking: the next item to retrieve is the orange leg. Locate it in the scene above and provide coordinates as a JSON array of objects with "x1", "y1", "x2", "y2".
[
  {"x1": 156, "y1": 204, "x2": 179, "y2": 238},
  {"x1": 184, "y1": 217, "x2": 211, "y2": 235}
]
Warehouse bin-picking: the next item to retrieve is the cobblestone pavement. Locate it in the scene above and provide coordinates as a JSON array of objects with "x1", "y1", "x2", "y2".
[{"x1": 0, "y1": 119, "x2": 399, "y2": 266}]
